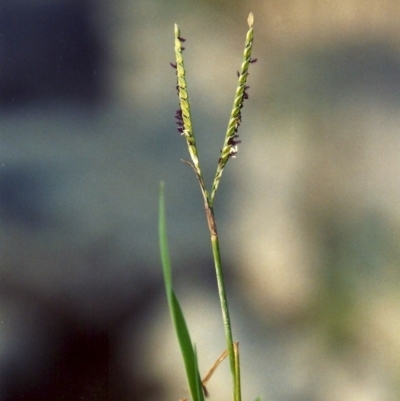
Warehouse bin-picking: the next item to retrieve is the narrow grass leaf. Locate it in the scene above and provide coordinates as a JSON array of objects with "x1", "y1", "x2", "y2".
[{"x1": 159, "y1": 182, "x2": 205, "y2": 401}]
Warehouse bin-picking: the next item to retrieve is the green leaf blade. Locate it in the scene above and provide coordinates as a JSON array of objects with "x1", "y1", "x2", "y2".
[{"x1": 159, "y1": 182, "x2": 205, "y2": 401}]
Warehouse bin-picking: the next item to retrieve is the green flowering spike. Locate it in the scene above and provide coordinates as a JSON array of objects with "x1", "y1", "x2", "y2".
[
  {"x1": 173, "y1": 24, "x2": 210, "y2": 204},
  {"x1": 210, "y1": 13, "x2": 255, "y2": 203},
  {"x1": 173, "y1": 24, "x2": 200, "y2": 171}
]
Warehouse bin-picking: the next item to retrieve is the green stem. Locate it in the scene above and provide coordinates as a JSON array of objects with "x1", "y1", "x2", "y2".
[
  {"x1": 205, "y1": 201, "x2": 241, "y2": 401},
  {"x1": 233, "y1": 342, "x2": 241, "y2": 401}
]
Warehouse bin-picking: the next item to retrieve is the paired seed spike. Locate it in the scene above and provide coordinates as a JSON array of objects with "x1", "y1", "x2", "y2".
[{"x1": 171, "y1": 13, "x2": 256, "y2": 205}]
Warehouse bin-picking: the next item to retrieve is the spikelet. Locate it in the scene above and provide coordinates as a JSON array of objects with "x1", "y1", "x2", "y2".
[{"x1": 210, "y1": 13, "x2": 255, "y2": 203}]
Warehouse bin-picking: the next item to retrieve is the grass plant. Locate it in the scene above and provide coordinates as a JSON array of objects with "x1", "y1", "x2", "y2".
[{"x1": 159, "y1": 13, "x2": 256, "y2": 401}]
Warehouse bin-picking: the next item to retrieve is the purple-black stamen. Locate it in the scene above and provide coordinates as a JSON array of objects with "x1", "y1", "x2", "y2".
[
  {"x1": 228, "y1": 135, "x2": 241, "y2": 146},
  {"x1": 178, "y1": 36, "x2": 186, "y2": 42},
  {"x1": 174, "y1": 108, "x2": 185, "y2": 134},
  {"x1": 250, "y1": 58, "x2": 258, "y2": 63},
  {"x1": 170, "y1": 62, "x2": 177, "y2": 69}
]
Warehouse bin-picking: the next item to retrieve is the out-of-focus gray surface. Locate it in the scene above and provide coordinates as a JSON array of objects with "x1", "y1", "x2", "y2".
[{"x1": 1, "y1": 1, "x2": 400, "y2": 401}]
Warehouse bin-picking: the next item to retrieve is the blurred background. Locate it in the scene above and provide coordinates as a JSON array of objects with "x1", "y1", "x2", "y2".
[{"x1": 1, "y1": 0, "x2": 400, "y2": 400}]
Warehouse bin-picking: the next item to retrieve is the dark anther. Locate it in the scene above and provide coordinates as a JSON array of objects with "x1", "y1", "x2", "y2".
[
  {"x1": 181, "y1": 47, "x2": 186, "y2": 51},
  {"x1": 170, "y1": 62, "x2": 177, "y2": 69},
  {"x1": 174, "y1": 108, "x2": 185, "y2": 134},
  {"x1": 228, "y1": 134, "x2": 241, "y2": 146},
  {"x1": 250, "y1": 58, "x2": 258, "y2": 63},
  {"x1": 178, "y1": 36, "x2": 186, "y2": 42},
  {"x1": 237, "y1": 71, "x2": 240, "y2": 77}
]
